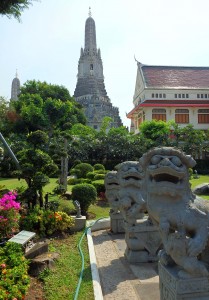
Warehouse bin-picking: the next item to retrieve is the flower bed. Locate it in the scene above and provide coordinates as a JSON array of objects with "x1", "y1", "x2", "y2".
[{"x1": 0, "y1": 191, "x2": 20, "y2": 240}]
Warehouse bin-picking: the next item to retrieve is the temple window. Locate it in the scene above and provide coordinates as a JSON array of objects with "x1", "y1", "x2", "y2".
[
  {"x1": 152, "y1": 108, "x2": 166, "y2": 121},
  {"x1": 198, "y1": 109, "x2": 209, "y2": 123},
  {"x1": 175, "y1": 109, "x2": 189, "y2": 123}
]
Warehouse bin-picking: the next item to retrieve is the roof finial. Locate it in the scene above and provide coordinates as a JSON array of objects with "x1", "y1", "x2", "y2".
[
  {"x1": 15, "y1": 69, "x2": 18, "y2": 78},
  {"x1": 88, "y1": 7, "x2": 92, "y2": 17}
]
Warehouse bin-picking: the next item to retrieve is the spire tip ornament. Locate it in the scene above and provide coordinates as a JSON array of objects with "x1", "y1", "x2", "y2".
[{"x1": 88, "y1": 7, "x2": 92, "y2": 17}]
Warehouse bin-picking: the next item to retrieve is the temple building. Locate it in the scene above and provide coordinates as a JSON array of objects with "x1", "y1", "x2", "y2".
[
  {"x1": 127, "y1": 62, "x2": 209, "y2": 133},
  {"x1": 73, "y1": 8, "x2": 123, "y2": 130}
]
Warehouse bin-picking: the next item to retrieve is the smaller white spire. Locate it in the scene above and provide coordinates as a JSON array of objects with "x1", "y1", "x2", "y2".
[{"x1": 15, "y1": 69, "x2": 18, "y2": 78}]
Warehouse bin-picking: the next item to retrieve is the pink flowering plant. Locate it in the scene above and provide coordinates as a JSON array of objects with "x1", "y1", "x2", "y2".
[{"x1": 0, "y1": 191, "x2": 21, "y2": 239}]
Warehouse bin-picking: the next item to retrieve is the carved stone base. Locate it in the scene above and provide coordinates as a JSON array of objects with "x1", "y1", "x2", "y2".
[
  {"x1": 71, "y1": 216, "x2": 86, "y2": 231},
  {"x1": 124, "y1": 217, "x2": 162, "y2": 263},
  {"x1": 110, "y1": 212, "x2": 124, "y2": 233},
  {"x1": 159, "y1": 261, "x2": 209, "y2": 300}
]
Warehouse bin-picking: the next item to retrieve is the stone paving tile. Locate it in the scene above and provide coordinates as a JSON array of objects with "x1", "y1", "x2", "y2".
[
  {"x1": 92, "y1": 230, "x2": 160, "y2": 300},
  {"x1": 92, "y1": 230, "x2": 141, "y2": 300}
]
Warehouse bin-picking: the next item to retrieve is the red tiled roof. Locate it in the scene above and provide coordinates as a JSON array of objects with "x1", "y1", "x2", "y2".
[
  {"x1": 127, "y1": 99, "x2": 209, "y2": 118},
  {"x1": 140, "y1": 65, "x2": 209, "y2": 89}
]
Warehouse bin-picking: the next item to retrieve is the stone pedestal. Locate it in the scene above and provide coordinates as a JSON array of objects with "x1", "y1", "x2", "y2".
[
  {"x1": 159, "y1": 262, "x2": 209, "y2": 300},
  {"x1": 71, "y1": 216, "x2": 86, "y2": 231},
  {"x1": 110, "y1": 212, "x2": 124, "y2": 233},
  {"x1": 125, "y1": 217, "x2": 161, "y2": 263}
]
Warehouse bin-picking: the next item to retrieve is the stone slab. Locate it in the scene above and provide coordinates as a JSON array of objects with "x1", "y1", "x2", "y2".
[
  {"x1": 25, "y1": 240, "x2": 48, "y2": 259},
  {"x1": 92, "y1": 230, "x2": 160, "y2": 300}
]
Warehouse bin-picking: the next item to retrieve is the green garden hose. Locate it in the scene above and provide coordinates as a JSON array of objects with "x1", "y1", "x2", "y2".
[{"x1": 73, "y1": 217, "x2": 109, "y2": 300}]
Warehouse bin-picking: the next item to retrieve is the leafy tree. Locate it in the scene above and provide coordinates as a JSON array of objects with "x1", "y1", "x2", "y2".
[
  {"x1": 11, "y1": 80, "x2": 86, "y2": 134},
  {"x1": 99, "y1": 116, "x2": 113, "y2": 134},
  {"x1": 0, "y1": 97, "x2": 10, "y2": 134},
  {"x1": 178, "y1": 124, "x2": 206, "y2": 156},
  {"x1": 0, "y1": 0, "x2": 38, "y2": 21},
  {"x1": 17, "y1": 131, "x2": 58, "y2": 208},
  {"x1": 139, "y1": 119, "x2": 171, "y2": 145},
  {"x1": 70, "y1": 123, "x2": 96, "y2": 138},
  {"x1": 27, "y1": 130, "x2": 49, "y2": 149}
]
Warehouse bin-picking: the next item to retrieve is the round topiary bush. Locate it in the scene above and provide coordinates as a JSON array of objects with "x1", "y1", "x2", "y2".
[
  {"x1": 70, "y1": 163, "x2": 93, "y2": 179},
  {"x1": 71, "y1": 183, "x2": 97, "y2": 215},
  {"x1": 69, "y1": 168, "x2": 81, "y2": 178},
  {"x1": 67, "y1": 178, "x2": 81, "y2": 185},
  {"x1": 79, "y1": 178, "x2": 92, "y2": 184},
  {"x1": 94, "y1": 163, "x2": 105, "y2": 171},
  {"x1": 92, "y1": 180, "x2": 105, "y2": 194},
  {"x1": 86, "y1": 171, "x2": 96, "y2": 180},
  {"x1": 93, "y1": 169, "x2": 106, "y2": 174},
  {"x1": 94, "y1": 174, "x2": 105, "y2": 180}
]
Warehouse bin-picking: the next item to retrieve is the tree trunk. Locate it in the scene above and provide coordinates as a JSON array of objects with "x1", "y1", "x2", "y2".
[{"x1": 60, "y1": 138, "x2": 68, "y2": 191}]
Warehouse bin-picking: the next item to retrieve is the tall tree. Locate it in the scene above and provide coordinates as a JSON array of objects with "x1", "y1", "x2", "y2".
[
  {"x1": 17, "y1": 130, "x2": 58, "y2": 208},
  {"x1": 0, "y1": 0, "x2": 38, "y2": 21},
  {"x1": 10, "y1": 80, "x2": 86, "y2": 134}
]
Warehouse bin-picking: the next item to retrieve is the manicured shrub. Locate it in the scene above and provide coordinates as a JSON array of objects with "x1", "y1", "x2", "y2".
[
  {"x1": 94, "y1": 174, "x2": 105, "y2": 180},
  {"x1": 71, "y1": 183, "x2": 97, "y2": 215},
  {"x1": 72, "y1": 159, "x2": 81, "y2": 167},
  {"x1": 79, "y1": 178, "x2": 92, "y2": 184},
  {"x1": 93, "y1": 169, "x2": 106, "y2": 174},
  {"x1": 86, "y1": 172, "x2": 96, "y2": 180},
  {"x1": 92, "y1": 180, "x2": 105, "y2": 194},
  {"x1": 69, "y1": 168, "x2": 81, "y2": 178},
  {"x1": 93, "y1": 163, "x2": 105, "y2": 171},
  {"x1": 67, "y1": 178, "x2": 81, "y2": 185},
  {"x1": 0, "y1": 242, "x2": 30, "y2": 299},
  {"x1": 70, "y1": 163, "x2": 93, "y2": 179}
]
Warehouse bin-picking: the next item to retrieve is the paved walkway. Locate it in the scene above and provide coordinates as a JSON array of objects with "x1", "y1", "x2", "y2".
[{"x1": 91, "y1": 230, "x2": 160, "y2": 300}]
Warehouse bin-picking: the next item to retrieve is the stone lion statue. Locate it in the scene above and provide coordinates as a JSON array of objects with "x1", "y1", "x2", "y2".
[
  {"x1": 115, "y1": 161, "x2": 146, "y2": 225},
  {"x1": 140, "y1": 147, "x2": 209, "y2": 278}
]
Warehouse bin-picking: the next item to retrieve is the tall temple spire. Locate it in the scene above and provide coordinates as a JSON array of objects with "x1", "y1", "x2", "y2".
[
  {"x1": 73, "y1": 10, "x2": 123, "y2": 130},
  {"x1": 85, "y1": 7, "x2": 97, "y2": 51},
  {"x1": 11, "y1": 70, "x2": 20, "y2": 101}
]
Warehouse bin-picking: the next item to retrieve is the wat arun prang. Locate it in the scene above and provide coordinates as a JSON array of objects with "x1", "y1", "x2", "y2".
[{"x1": 73, "y1": 8, "x2": 123, "y2": 130}]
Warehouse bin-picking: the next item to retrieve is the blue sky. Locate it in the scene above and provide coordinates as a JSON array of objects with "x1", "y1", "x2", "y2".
[{"x1": 1, "y1": 0, "x2": 209, "y2": 128}]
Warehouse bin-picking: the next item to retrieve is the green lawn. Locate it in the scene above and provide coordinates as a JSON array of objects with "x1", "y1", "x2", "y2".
[
  {"x1": 0, "y1": 177, "x2": 58, "y2": 193},
  {"x1": 42, "y1": 232, "x2": 94, "y2": 300},
  {"x1": 190, "y1": 175, "x2": 209, "y2": 200},
  {"x1": 190, "y1": 175, "x2": 209, "y2": 189}
]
